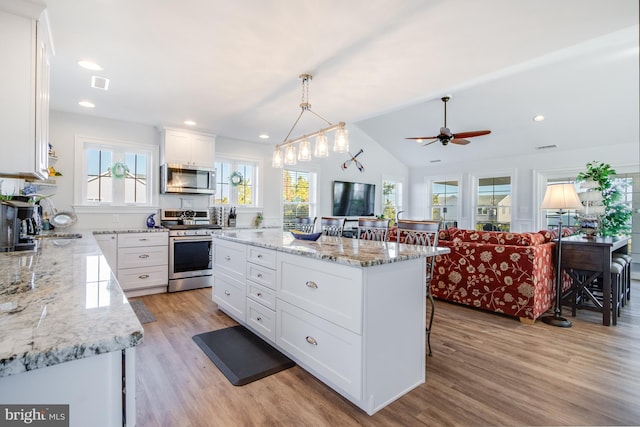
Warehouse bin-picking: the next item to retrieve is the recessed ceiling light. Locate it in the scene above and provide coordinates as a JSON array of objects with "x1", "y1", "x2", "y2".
[
  {"x1": 533, "y1": 114, "x2": 545, "y2": 122},
  {"x1": 78, "y1": 60, "x2": 103, "y2": 71},
  {"x1": 91, "y1": 75, "x2": 110, "y2": 90},
  {"x1": 259, "y1": 133, "x2": 269, "y2": 140},
  {"x1": 78, "y1": 100, "x2": 95, "y2": 108},
  {"x1": 184, "y1": 120, "x2": 197, "y2": 126}
]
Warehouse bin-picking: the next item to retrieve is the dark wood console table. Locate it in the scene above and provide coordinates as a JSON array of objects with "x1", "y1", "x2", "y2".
[{"x1": 560, "y1": 235, "x2": 630, "y2": 326}]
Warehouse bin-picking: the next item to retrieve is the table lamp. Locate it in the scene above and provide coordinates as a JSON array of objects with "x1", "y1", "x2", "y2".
[{"x1": 540, "y1": 183, "x2": 583, "y2": 327}]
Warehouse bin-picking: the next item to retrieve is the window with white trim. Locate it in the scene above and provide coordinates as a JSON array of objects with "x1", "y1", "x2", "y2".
[
  {"x1": 282, "y1": 169, "x2": 316, "y2": 230},
  {"x1": 77, "y1": 137, "x2": 154, "y2": 206},
  {"x1": 215, "y1": 158, "x2": 259, "y2": 206},
  {"x1": 382, "y1": 179, "x2": 402, "y2": 223}
]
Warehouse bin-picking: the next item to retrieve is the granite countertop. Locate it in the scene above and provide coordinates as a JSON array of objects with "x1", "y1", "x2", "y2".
[
  {"x1": 214, "y1": 229, "x2": 450, "y2": 267},
  {"x1": 92, "y1": 227, "x2": 167, "y2": 235},
  {"x1": 0, "y1": 232, "x2": 143, "y2": 378}
]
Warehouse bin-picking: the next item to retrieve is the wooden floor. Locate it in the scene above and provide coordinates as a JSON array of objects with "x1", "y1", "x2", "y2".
[{"x1": 132, "y1": 281, "x2": 640, "y2": 427}]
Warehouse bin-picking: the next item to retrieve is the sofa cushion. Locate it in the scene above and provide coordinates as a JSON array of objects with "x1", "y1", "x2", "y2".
[{"x1": 449, "y1": 228, "x2": 544, "y2": 246}]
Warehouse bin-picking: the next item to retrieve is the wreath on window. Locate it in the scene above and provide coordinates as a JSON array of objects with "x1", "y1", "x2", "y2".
[
  {"x1": 230, "y1": 171, "x2": 243, "y2": 186},
  {"x1": 110, "y1": 162, "x2": 129, "y2": 179}
]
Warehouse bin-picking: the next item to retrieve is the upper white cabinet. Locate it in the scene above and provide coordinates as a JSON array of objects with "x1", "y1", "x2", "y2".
[
  {"x1": 161, "y1": 127, "x2": 215, "y2": 168},
  {"x1": 0, "y1": 2, "x2": 52, "y2": 179}
]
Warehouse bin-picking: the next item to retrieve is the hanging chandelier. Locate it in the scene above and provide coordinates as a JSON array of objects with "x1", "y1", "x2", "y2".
[{"x1": 271, "y1": 74, "x2": 349, "y2": 168}]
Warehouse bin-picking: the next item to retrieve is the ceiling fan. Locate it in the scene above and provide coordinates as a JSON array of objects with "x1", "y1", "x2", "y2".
[{"x1": 406, "y1": 96, "x2": 491, "y2": 146}]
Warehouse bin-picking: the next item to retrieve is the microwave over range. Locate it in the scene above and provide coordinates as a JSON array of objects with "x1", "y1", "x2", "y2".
[{"x1": 161, "y1": 164, "x2": 216, "y2": 195}]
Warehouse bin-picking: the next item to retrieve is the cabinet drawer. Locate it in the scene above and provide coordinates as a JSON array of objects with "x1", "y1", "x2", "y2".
[
  {"x1": 213, "y1": 272, "x2": 245, "y2": 322},
  {"x1": 118, "y1": 245, "x2": 168, "y2": 269},
  {"x1": 277, "y1": 300, "x2": 362, "y2": 399},
  {"x1": 247, "y1": 246, "x2": 276, "y2": 269},
  {"x1": 213, "y1": 240, "x2": 246, "y2": 282},
  {"x1": 247, "y1": 263, "x2": 276, "y2": 290},
  {"x1": 117, "y1": 265, "x2": 168, "y2": 291},
  {"x1": 118, "y1": 232, "x2": 168, "y2": 248},
  {"x1": 246, "y1": 299, "x2": 276, "y2": 343},
  {"x1": 277, "y1": 253, "x2": 363, "y2": 333},
  {"x1": 247, "y1": 281, "x2": 276, "y2": 310}
]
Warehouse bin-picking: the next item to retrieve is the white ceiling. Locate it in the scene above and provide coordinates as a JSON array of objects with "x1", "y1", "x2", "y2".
[{"x1": 44, "y1": 0, "x2": 639, "y2": 168}]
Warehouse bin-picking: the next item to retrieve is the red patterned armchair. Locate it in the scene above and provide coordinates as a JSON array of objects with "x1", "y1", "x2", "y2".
[{"x1": 431, "y1": 227, "x2": 573, "y2": 323}]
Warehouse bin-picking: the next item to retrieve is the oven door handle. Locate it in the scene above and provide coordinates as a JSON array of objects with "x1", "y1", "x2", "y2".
[{"x1": 170, "y1": 236, "x2": 212, "y2": 242}]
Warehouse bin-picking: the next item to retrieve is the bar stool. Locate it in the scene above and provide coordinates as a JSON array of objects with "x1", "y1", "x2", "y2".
[
  {"x1": 610, "y1": 262, "x2": 623, "y2": 324},
  {"x1": 613, "y1": 253, "x2": 632, "y2": 303},
  {"x1": 320, "y1": 217, "x2": 346, "y2": 237}
]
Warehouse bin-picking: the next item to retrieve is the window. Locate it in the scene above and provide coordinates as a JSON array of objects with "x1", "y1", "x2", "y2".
[
  {"x1": 283, "y1": 169, "x2": 316, "y2": 230},
  {"x1": 77, "y1": 137, "x2": 154, "y2": 206},
  {"x1": 382, "y1": 179, "x2": 402, "y2": 223},
  {"x1": 215, "y1": 159, "x2": 259, "y2": 206},
  {"x1": 432, "y1": 180, "x2": 459, "y2": 228},
  {"x1": 476, "y1": 176, "x2": 511, "y2": 231}
]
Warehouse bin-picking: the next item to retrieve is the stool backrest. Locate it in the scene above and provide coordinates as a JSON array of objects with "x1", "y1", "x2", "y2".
[
  {"x1": 320, "y1": 216, "x2": 346, "y2": 237},
  {"x1": 294, "y1": 216, "x2": 317, "y2": 233},
  {"x1": 357, "y1": 218, "x2": 390, "y2": 241}
]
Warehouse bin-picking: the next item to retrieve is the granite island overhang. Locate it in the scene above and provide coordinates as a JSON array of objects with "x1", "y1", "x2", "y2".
[{"x1": 0, "y1": 232, "x2": 142, "y2": 426}]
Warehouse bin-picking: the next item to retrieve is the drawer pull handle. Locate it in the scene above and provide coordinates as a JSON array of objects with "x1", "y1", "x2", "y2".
[
  {"x1": 139, "y1": 238, "x2": 149, "y2": 241},
  {"x1": 256, "y1": 316, "x2": 262, "y2": 322},
  {"x1": 224, "y1": 290, "x2": 231, "y2": 296},
  {"x1": 305, "y1": 280, "x2": 318, "y2": 289},
  {"x1": 305, "y1": 336, "x2": 318, "y2": 346},
  {"x1": 225, "y1": 255, "x2": 231, "y2": 261},
  {"x1": 257, "y1": 254, "x2": 263, "y2": 259},
  {"x1": 257, "y1": 292, "x2": 262, "y2": 297},
  {"x1": 139, "y1": 254, "x2": 150, "y2": 259},
  {"x1": 257, "y1": 273, "x2": 263, "y2": 278},
  {"x1": 138, "y1": 274, "x2": 150, "y2": 279}
]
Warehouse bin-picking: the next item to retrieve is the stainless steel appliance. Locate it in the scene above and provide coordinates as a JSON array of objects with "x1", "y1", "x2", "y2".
[
  {"x1": 161, "y1": 209, "x2": 221, "y2": 292},
  {"x1": 160, "y1": 164, "x2": 216, "y2": 195},
  {"x1": 1, "y1": 200, "x2": 37, "y2": 252}
]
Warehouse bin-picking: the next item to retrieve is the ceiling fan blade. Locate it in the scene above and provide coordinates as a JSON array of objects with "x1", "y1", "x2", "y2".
[
  {"x1": 450, "y1": 138, "x2": 471, "y2": 145},
  {"x1": 422, "y1": 140, "x2": 437, "y2": 147},
  {"x1": 405, "y1": 136, "x2": 438, "y2": 140},
  {"x1": 453, "y1": 130, "x2": 491, "y2": 139}
]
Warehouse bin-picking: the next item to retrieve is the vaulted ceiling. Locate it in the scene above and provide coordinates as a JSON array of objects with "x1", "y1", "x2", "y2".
[{"x1": 45, "y1": 0, "x2": 639, "y2": 168}]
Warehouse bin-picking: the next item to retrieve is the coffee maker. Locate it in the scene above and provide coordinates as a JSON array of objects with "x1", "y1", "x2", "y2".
[{"x1": 0, "y1": 200, "x2": 37, "y2": 252}]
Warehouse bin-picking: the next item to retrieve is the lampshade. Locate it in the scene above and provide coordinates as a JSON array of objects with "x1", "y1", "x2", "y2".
[
  {"x1": 298, "y1": 139, "x2": 312, "y2": 161},
  {"x1": 314, "y1": 133, "x2": 329, "y2": 157},
  {"x1": 541, "y1": 183, "x2": 583, "y2": 210},
  {"x1": 284, "y1": 145, "x2": 297, "y2": 165},
  {"x1": 271, "y1": 148, "x2": 283, "y2": 168},
  {"x1": 333, "y1": 127, "x2": 349, "y2": 153}
]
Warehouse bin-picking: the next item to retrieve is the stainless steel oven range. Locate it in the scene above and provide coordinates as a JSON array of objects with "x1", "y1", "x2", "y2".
[{"x1": 161, "y1": 209, "x2": 221, "y2": 292}]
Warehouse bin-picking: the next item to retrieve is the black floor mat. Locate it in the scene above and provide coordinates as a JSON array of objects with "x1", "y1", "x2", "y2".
[{"x1": 193, "y1": 325, "x2": 295, "y2": 386}]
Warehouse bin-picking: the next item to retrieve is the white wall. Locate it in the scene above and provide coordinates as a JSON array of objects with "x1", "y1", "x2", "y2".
[
  {"x1": 46, "y1": 111, "x2": 408, "y2": 231},
  {"x1": 408, "y1": 141, "x2": 639, "y2": 232}
]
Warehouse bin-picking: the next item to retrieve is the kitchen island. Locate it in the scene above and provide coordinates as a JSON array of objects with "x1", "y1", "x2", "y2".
[
  {"x1": 0, "y1": 232, "x2": 143, "y2": 426},
  {"x1": 212, "y1": 229, "x2": 449, "y2": 415}
]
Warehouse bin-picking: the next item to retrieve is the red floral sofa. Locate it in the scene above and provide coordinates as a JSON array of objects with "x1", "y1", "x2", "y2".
[{"x1": 429, "y1": 227, "x2": 573, "y2": 323}]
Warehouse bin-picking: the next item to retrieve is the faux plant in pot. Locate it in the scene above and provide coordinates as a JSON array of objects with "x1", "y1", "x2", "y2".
[{"x1": 576, "y1": 161, "x2": 631, "y2": 237}]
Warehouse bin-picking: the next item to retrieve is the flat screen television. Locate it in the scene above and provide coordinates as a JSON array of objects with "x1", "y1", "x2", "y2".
[{"x1": 332, "y1": 180, "x2": 376, "y2": 217}]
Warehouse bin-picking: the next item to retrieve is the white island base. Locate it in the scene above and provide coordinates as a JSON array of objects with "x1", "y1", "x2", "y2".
[
  {"x1": 0, "y1": 348, "x2": 136, "y2": 427},
  {"x1": 213, "y1": 234, "x2": 431, "y2": 415}
]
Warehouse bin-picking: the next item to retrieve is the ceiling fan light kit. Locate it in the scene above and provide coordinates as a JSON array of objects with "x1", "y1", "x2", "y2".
[
  {"x1": 406, "y1": 96, "x2": 491, "y2": 147},
  {"x1": 271, "y1": 74, "x2": 349, "y2": 168}
]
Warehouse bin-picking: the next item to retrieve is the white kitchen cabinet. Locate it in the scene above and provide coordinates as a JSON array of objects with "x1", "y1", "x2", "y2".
[
  {"x1": 245, "y1": 246, "x2": 277, "y2": 342},
  {"x1": 213, "y1": 239, "x2": 247, "y2": 323},
  {"x1": 94, "y1": 233, "x2": 117, "y2": 271},
  {"x1": 0, "y1": 3, "x2": 52, "y2": 179},
  {"x1": 117, "y1": 232, "x2": 168, "y2": 296},
  {"x1": 162, "y1": 127, "x2": 215, "y2": 168}
]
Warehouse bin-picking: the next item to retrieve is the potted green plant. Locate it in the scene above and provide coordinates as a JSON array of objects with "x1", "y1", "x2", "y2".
[{"x1": 576, "y1": 161, "x2": 631, "y2": 236}]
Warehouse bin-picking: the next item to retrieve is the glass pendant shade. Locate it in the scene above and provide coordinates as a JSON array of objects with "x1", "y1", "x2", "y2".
[
  {"x1": 271, "y1": 148, "x2": 283, "y2": 168},
  {"x1": 333, "y1": 127, "x2": 349, "y2": 153},
  {"x1": 298, "y1": 139, "x2": 312, "y2": 161},
  {"x1": 314, "y1": 133, "x2": 329, "y2": 158},
  {"x1": 284, "y1": 145, "x2": 297, "y2": 165}
]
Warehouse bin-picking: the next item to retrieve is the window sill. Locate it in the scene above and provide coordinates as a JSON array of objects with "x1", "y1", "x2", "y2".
[{"x1": 72, "y1": 205, "x2": 160, "y2": 214}]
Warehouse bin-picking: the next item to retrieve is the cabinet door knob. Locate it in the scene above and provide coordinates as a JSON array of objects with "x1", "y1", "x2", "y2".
[
  {"x1": 138, "y1": 274, "x2": 149, "y2": 279},
  {"x1": 257, "y1": 273, "x2": 263, "y2": 278},
  {"x1": 305, "y1": 336, "x2": 318, "y2": 346},
  {"x1": 139, "y1": 254, "x2": 149, "y2": 259},
  {"x1": 257, "y1": 254, "x2": 263, "y2": 259},
  {"x1": 305, "y1": 280, "x2": 318, "y2": 289},
  {"x1": 256, "y1": 292, "x2": 262, "y2": 297},
  {"x1": 224, "y1": 290, "x2": 231, "y2": 296},
  {"x1": 256, "y1": 316, "x2": 262, "y2": 322},
  {"x1": 225, "y1": 255, "x2": 231, "y2": 261}
]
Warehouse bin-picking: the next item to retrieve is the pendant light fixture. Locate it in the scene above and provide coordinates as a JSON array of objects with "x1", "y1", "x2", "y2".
[{"x1": 272, "y1": 74, "x2": 348, "y2": 168}]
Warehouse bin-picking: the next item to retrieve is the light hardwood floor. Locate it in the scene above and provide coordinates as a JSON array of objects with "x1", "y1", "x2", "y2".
[{"x1": 132, "y1": 281, "x2": 640, "y2": 426}]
